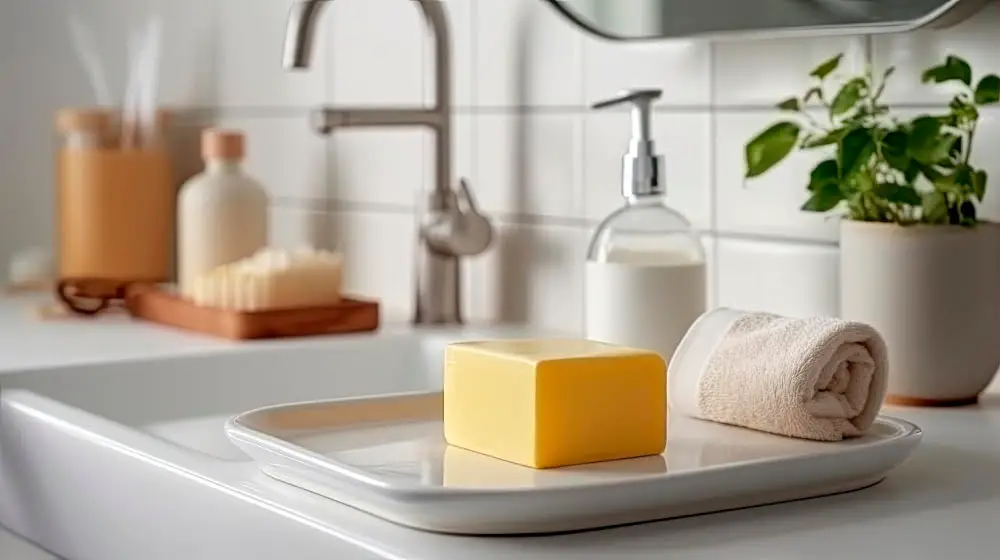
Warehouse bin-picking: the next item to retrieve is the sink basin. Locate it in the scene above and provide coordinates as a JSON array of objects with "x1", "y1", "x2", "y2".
[{"x1": 0, "y1": 325, "x2": 549, "y2": 560}]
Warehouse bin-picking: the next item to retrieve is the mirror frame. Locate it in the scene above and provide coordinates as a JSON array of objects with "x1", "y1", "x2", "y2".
[{"x1": 541, "y1": 0, "x2": 994, "y2": 42}]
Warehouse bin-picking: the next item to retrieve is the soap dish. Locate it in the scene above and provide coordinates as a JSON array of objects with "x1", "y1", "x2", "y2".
[
  {"x1": 125, "y1": 284, "x2": 379, "y2": 340},
  {"x1": 226, "y1": 390, "x2": 922, "y2": 535}
]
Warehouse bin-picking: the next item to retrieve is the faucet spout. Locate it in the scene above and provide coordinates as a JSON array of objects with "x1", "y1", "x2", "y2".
[
  {"x1": 284, "y1": 0, "x2": 330, "y2": 70},
  {"x1": 280, "y1": 0, "x2": 493, "y2": 327}
]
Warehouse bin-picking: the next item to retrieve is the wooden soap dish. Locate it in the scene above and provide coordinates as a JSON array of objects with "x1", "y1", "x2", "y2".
[{"x1": 124, "y1": 285, "x2": 380, "y2": 340}]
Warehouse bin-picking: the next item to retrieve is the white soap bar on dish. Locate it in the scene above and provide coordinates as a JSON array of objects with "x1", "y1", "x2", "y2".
[{"x1": 188, "y1": 247, "x2": 343, "y2": 311}]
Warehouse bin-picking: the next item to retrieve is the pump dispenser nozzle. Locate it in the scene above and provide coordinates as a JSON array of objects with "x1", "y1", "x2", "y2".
[{"x1": 592, "y1": 89, "x2": 664, "y2": 200}]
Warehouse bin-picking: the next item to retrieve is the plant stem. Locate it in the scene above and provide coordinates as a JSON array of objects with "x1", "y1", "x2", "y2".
[{"x1": 965, "y1": 124, "x2": 977, "y2": 165}]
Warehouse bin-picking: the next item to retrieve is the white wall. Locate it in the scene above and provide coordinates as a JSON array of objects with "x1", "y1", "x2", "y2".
[{"x1": 1, "y1": 0, "x2": 999, "y2": 331}]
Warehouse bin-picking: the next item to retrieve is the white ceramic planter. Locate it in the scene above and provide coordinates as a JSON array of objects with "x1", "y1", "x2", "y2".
[{"x1": 840, "y1": 221, "x2": 1000, "y2": 406}]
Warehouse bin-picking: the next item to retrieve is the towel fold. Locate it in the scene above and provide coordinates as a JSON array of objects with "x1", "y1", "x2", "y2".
[{"x1": 668, "y1": 308, "x2": 889, "y2": 441}]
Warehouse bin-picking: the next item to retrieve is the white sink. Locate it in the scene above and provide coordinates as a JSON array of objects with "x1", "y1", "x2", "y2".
[{"x1": 0, "y1": 325, "x2": 548, "y2": 560}]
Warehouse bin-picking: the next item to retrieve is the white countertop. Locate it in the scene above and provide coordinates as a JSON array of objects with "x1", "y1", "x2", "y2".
[
  {"x1": 0, "y1": 296, "x2": 242, "y2": 373},
  {"x1": 0, "y1": 530, "x2": 56, "y2": 560},
  {"x1": 2, "y1": 294, "x2": 1000, "y2": 559}
]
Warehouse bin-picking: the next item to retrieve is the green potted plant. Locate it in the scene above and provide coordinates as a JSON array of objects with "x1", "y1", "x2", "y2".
[{"x1": 745, "y1": 54, "x2": 1000, "y2": 407}]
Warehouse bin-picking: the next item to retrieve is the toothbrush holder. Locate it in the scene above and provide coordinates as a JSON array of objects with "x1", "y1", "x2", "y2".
[{"x1": 56, "y1": 145, "x2": 175, "y2": 314}]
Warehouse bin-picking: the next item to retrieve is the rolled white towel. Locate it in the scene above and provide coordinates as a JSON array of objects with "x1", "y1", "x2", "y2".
[{"x1": 668, "y1": 308, "x2": 889, "y2": 441}]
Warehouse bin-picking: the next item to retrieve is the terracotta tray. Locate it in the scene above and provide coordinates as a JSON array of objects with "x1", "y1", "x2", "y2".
[{"x1": 124, "y1": 285, "x2": 379, "y2": 340}]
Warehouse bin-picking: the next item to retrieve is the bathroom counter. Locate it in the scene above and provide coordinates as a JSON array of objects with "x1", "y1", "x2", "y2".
[
  {"x1": 2, "y1": 294, "x2": 1000, "y2": 559},
  {"x1": 0, "y1": 294, "x2": 416, "y2": 373},
  {"x1": 0, "y1": 295, "x2": 239, "y2": 372},
  {"x1": 0, "y1": 529, "x2": 56, "y2": 560}
]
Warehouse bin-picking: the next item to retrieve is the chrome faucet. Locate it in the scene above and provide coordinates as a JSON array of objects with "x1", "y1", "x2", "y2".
[{"x1": 283, "y1": 0, "x2": 494, "y2": 326}]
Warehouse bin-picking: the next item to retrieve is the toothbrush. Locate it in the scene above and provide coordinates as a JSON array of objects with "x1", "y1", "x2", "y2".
[
  {"x1": 121, "y1": 27, "x2": 146, "y2": 149},
  {"x1": 67, "y1": 15, "x2": 113, "y2": 107},
  {"x1": 138, "y1": 17, "x2": 163, "y2": 148}
]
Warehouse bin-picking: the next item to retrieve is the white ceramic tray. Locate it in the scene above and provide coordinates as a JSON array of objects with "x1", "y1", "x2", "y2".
[{"x1": 227, "y1": 391, "x2": 922, "y2": 535}]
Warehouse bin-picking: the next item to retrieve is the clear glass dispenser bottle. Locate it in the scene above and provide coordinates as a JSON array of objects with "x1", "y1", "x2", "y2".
[{"x1": 584, "y1": 89, "x2": 707, "y2": 363}]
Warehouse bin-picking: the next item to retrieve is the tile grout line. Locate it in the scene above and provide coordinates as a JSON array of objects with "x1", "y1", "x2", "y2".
[
  {"x1": 270, "y1": 197, "x2": 840, "y2": 248},
  {"x1": 170, "y1": 102, "x2": 1000, "y2": 125},
  {"x1": 323, "y1": 23, "x2": 336, "y2": 232},
  {"x1": 707, "y1": 39, "x2": 721, "y2": 306},
  {"x1": 577, "y1": 2, "x2": 589, "y2": 232},
  {"x1": 470, "y1": 0, "x2": 480, "y2": 203},
  {"x1": 467, "y1": 0, "x2": 481, "y2": 315}
]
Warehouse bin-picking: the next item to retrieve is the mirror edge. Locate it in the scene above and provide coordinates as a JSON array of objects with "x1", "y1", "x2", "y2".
[
  {"x1": 541, "y1": 0, "x2": 996, "y2": 42},
  {"x1": 541, "y1": 0, "x2": 643, "y2": 42}
]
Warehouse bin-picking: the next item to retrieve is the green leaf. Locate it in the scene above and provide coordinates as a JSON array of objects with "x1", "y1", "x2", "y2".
[
  {"x1": 830, "y1": 78, "x2": 866, "y2": 116},
  {"x1": 839, "y1": 128, "x2": 875, "y2": 178},
  {"x1": 938, "y1": 112, "x2": 960, "y2": 128},
  {"x1": 852, "y1": 172, "x2": 874, "y2": 194},
  {"x1": 923, "y1": 190, "x2": 949, "y2": 224},
  {"x1": 810, "y1": 54, "x2": 843, "y2": 80},
  {"x1": 961, "y1": 104, "x2": 980, "y2": 123},
  {"x1": 924, "y1": 136, "x2": 959, "y2": 166},
  {"x1": 881, "y1": 130, "x2": 910, "y2": 171},
  {"x1": 973, "y1": 170, "x2": 988, "y2": 201},
  {"x1": 802, "y1": 182, "x2": 843, "y2": 212},
  {"x1": 745, "y1": 122, "x2": 801, "y2": 179},
  {"x1": 922, "y1": 55, "x2": 972, "y2": 86},
  {"x1": 803, "y1": 87, "x2": 824, "y2": 103},
  {"x1": 808, "y1": 159, "x2": 840, "y2": 192},
  {"x1": 949, "y1": 136, "x2": 964, "y2": 161},
  {"x1": 909, "y1": 115, "x2": 942, "y2": 139},
  {"x1": 975, "y1": 75, "x2": 1000, "y2": 105},
  {"x1": 802, "y1": 128, "x2": 846, "y2": 149},
  {"x1": 938, "y1": 165, "x2": 974, "y2": 195},
  {"x1": 777, "y1": 97, "x2": 800, "y2": 111},
  {"x1": 907, "y1": 116, "x2": 957, "y2": 165},
  {"x1": 873, "y1": 184, "x2": 922, "y2": 206},
  {"x1": 919, "y1": 163, "x2": 945, "y2": 183},
  {"x1": 904, "y1": 160, "x2": 922, "y2": 184},
  {"x1": 872, "y1": 66, "x2": 896, "y2": 100}
]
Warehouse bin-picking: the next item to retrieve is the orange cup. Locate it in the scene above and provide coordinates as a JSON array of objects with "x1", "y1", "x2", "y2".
[{"x1": 57, "y1": 148, "x2": 175, "y2": 284}]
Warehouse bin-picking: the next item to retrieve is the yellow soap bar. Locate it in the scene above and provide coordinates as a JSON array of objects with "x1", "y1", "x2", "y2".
[{"x1": 443, "y1": 339, "x2": 667, "y2": 469}]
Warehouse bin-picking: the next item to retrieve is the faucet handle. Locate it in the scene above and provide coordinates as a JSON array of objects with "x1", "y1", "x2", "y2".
[
  {"x1": 455, "y1": 178, "x2": 482, "y2": 215},
  {"x1": 423, "y1": 178, "x2": 495, "y2": 257}
]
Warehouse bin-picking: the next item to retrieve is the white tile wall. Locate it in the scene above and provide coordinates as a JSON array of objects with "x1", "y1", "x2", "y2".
[
  {"x1": 715, "y1": 110, "x2": 841, "y2": 242},
  {"x1": 715, "y1": 236, "x2": 839, "y2": 318},
  {"x1": 330, "y1": 128, "x2": 433, "y2": 206},
  {"x1": 473, "y1": 114, "x2": 583, "y2": 218},
  {"x1": 713, "y1": 35, "x2": 869, "y2": 107},
  {"x1": 2, "y1": 0, "x2": 1000, "y2": 326},
  {"x1": 974, "y1": 110, "x2": 1000, "y2": 222},
  {"x1": 200, "y1": 117, "x2": 328, "y2": 200},
  {"x1": 583, "y1": 39, "x2": 712, "y2": 107},
  {"x1": 213, "y1": 0, "x2": 327, "y2": 108},
  {"x1": 468, "y1": 222, "x2": 589, "y2": 332},
  {"x1": 872, "y1": 2, "x2": 1000, "y2": 106},
  {"x1": 329, "y1": 0, "x2": 427, "y2": 105},
  {"x1": 476, "y1": 0, "x2": 585, "y2": 107}
]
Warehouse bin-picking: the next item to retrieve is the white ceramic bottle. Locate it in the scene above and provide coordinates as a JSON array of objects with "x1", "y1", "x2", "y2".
[
  {"x1": 584, "y1": 89, "x2": 707, "y2": 364},
  {"x1": 177, "y1": 129, "x2": 269, "y2": 298}
]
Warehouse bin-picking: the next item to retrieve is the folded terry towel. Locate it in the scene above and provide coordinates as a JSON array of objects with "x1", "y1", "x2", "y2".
[{"x1": 668, "y1": 308, "x2": 889, "y2": 441}]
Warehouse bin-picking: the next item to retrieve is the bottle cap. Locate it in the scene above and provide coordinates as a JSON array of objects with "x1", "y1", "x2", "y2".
[{"x1": 202, "y1": 128, "x2": 245, "y2": 161}]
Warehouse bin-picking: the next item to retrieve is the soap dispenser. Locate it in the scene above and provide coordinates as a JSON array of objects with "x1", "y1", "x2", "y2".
[{"x1": 584, "y1": 89, "x2": 707, "y2": 363}]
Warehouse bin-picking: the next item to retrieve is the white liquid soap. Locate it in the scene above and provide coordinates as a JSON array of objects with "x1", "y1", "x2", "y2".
[
  {"x1": 583, "y1": 89, "x2": 708, "y2": 363},
  {"x1": 585, "y1": 250, "x2": 706, "y2": 363}
]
